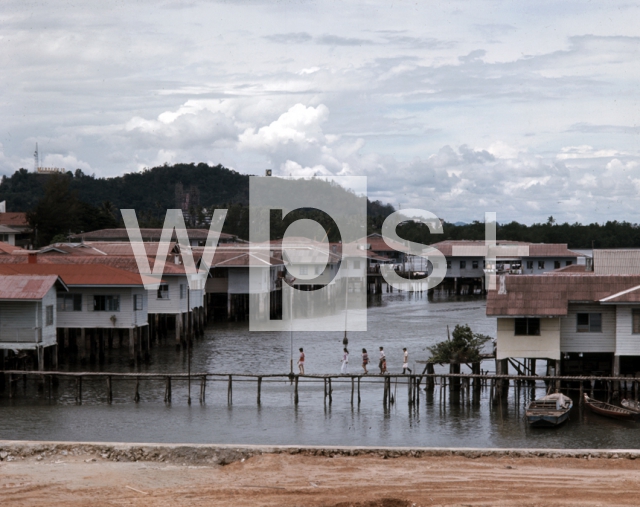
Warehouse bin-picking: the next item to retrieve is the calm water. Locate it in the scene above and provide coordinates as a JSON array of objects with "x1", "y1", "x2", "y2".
[{"x1": 1, "y1": 292, "x2": 639, "y2": 449}]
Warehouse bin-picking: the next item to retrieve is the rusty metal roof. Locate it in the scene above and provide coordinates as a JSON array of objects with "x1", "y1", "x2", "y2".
[
  {"x1": 594, "y1": 250, "x2": 640, "y2": 275},
  {"x1": 69, "y1": 228, "x2": 238, "y2": 242},
  {"x1": 486, "y1": 274, "x2": 640, "y2": 316},
  {"x1": 0, "y1": 275, "x2": 65, "y2": 300},
  {"x1": 0, "y1": 264, "x2": 153, "y2": 287},
  {"x1": 0, "y1": 212, "x2": 28, "y2": 227}
]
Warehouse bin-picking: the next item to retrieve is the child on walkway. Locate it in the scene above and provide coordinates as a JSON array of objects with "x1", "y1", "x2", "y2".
[
  {"x1": 402, "y1": 347, "x2": 412, "y2": 374},
  {"x1": 298, "y1": 347, "x2": 305, "y2": 375},
  {"x1": 341, "y1": 348, "x2": 349, "y2": 374},
  {"x1": 362, "y1": 348, "x2": 369, "y2": 374}
]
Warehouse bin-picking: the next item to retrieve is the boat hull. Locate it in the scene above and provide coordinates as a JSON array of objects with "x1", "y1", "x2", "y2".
[
  {"x1": 584, "y1": 395, "x2": 639, "y2": 420},
  {"x1": 526, "y1": 411, "x2": 571, "y2": 427}
]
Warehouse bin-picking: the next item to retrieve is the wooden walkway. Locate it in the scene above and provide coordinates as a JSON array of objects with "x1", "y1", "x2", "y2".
[{"x1": 2, "y1": 370, "x2": 638, "y2": 407}]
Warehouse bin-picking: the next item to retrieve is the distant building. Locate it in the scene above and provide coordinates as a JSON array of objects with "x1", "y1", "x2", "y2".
[
  {"x1": 0, "y1": 208, "x2": 31, "y2": 248},
  {"x1": 69, "y1": 228, "x2": 244, "y2": 246}
]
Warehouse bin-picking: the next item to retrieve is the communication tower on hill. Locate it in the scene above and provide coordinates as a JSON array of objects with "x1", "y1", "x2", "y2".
[{"x1": 33, "y1": 143, "x2": 64, "y2": 174}]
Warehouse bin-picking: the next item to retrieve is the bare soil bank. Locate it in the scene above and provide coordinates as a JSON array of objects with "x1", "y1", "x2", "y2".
[{"x1": 2, "y1": 443, "x2": 640, "y2": 506}]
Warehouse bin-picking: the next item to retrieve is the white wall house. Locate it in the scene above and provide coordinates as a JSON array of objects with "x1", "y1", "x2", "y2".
[
  {"x1": 0, "y1": 274, "x2": 67, "y2": 370},
  {"x1": 487, "y1": 272, "x2": 640, "y2": 377}
]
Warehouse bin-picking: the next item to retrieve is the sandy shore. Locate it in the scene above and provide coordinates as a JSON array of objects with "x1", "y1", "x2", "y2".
[{"x1": 3, "y1": 444, "x2": 640, "y2": 506}]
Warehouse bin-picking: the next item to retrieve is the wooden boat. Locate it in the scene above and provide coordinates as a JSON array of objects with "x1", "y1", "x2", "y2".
[
  {"x1": 621, "y1": 399, "x2": 640, "y2": 413},
  {"x1": 584, "y1": 394, "x2": 639, "y2": 420},
  {"x1": 526, "y1": 393, "x2": 573, "y2": 427}
]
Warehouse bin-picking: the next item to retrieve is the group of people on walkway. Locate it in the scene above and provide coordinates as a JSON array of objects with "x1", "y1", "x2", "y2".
[
  {"x1": 331, "y1": 346, "x2": 414, "y2": 375},
  {"x1": 297, "y1": 346, "x2": 413, "y2": 375}
]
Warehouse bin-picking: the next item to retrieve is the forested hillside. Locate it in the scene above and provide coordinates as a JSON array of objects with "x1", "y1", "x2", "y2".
[{"x1": 4, "y1": 163, "x2": 640, "y2": 249}]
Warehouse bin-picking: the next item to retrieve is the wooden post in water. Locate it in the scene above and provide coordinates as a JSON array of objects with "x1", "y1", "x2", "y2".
[
  {"x1": 76, "y1": 376, "x2": 82, "y2": 405},
  {"x1": 164, "y1": 376, "x2": 172, "y2": 403},
  {"x1": 407, "y1": 375, "x2": 412, "y2": 405},
  {"x1": 350, "y1": 377, "x2": 354, "y2": 406},
  {"x1": 257, "y1": 377, "x2": 262, "y2": 405},
  {"x1": 294, "y1": 375, "x2": 299, "y2": 405},
  {"x1": 383, "y1": 376, "x2": 388, "y2": 406},
  {"x1": 324, "y1": 378, "x2": 327, "y2": 404},
  {"x1": 328, "y1": 378, "x2": 332, "y2": 404},
  {"x1": 134, "y1": 377, "x2": 140, "y2": 403},
  {"x1": 357, "y1": 377, "x2": 361, "y2": 404},
  {"x1": 579, "y1": 382, "x2": 584, "y2": 408},
  {"x1": 106, "y1": 376, "x2": 112, "y2": 404},
  {"x1": 227, "y1": 375, "x2": 233, "y2": 405},
  {"x1": 200, "y1": 376, "x2": 206, "y2": 404}
]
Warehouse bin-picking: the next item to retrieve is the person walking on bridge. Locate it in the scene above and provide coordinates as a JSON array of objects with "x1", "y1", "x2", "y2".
[
  {"x1": 362, "y1": 348, "x2": 369, "y2": 374},
  {"x1": 402, "y1": 347, "x2": 412, "y2": 374},
  {"x1": 341, "y1": 348, "x2": 349, "y2": 374},
  {"x1": 298, "y1": 348, "x2": 305, "y2": 375}
]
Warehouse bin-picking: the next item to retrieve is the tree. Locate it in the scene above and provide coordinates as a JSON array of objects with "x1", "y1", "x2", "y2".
[
  {"x1": 27, "y1": 174, "x2": 81, "y2": 247},
  {"x1": 427, "y1": 324, "x2": 492, "y2": 365}
]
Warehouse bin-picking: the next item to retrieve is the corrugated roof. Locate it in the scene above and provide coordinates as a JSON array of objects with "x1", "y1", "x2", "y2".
[
  {"x1": 69, "y1": 228, "x2": 237, "y2": 242},
  {"x1": 0, "y1": 212, "x2": 28, "y2": 227},
  {"x1": 594, "y1": 250, "x2": 640, "y2": 275},
  {"x1": 546, "y1": 264, "x2": 588, "y2": 274},
  {"x1": 0, "y1": 264, "x2": 153, "y2": 286},
  {"x1": 0, "y1": 275, "x2": 63, "y2": 300},
  {"x1": 430, "y1": 240, "x2": 582, "y2": 258},
  {"x1": 487, "y1": 274, "x2": 640, "y2": 316},
  {"x1": 0, "y1": 241, "x2": 27, "y2": 255}
]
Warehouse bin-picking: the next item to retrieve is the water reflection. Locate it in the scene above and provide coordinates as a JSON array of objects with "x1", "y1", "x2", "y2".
[{"x1": 1, "y1": 292, "x2": 640, "y2": 449}]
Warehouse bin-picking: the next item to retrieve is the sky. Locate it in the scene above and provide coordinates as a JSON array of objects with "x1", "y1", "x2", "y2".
[{"x1": 2, "y1": 0, "x2": 640, "y2": 224}]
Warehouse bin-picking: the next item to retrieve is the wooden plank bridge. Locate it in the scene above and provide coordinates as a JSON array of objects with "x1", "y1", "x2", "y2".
[{"x1": 2, "y1": 370, "x2": 638, "y2": 408}]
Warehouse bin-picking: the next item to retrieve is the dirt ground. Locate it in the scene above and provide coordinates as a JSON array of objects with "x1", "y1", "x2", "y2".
[{"x1": 3, "y1": 452, "x2": 640, "y2": 506}]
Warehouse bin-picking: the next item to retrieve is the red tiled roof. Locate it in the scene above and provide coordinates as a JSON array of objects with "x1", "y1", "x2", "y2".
[
  {"x1": 0, "y1": 264, "x2": 152, "y2": 286},
  {"x1": 0, "y1": 275, "x2": 63, "y2": 300},
  {"x1": 0, "y1": 212, "x2": 28, "y2": 227},
  {"x1": 487, "y1": 274, "x2": 640, "y2": 316}
]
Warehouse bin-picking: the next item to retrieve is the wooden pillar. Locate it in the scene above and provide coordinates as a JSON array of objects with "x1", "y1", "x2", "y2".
[
  {"x1": 76, "y1": 376, "x2": 82, "y2": 405},
  {"x1": 227, "y1": 375, "x2": 233, "y2": 404},
  {"x1": 613, "y1": 355, "x2": 621, "y2": 396},
  {"x1": 134, "y1": 377, "x2": 140, "y2": 403},
  {"x1": 295, "y1": 375, "x2": 299, "y2": 405},
  {"x1": 357, "y1": 376, "x2": 361, "y2": 404},
  {"x1": 106, "y1": 376, "x2": 112, "y2": 404},
  {"x1": 78, "y1": 328, "x2": 86, "y2": 362},
  {"x1": 257, "y1": 376, "x2": 262, "y2": 404},
  {"x1": 128, "y1": 328, "x2": 135, "y2": 365},
  {"x1": 164, "y1": 376, "x2": 172, "y2": 403}
]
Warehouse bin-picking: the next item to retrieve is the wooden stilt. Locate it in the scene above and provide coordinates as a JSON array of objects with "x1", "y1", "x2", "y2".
[
  {"x1": 351, "y1": 377, "x2": 354, "y2": 405},
  {"x1": 227, "y1": 375, "x2": 232, "y2": 405},
  {"x1": 76, "y1": 376, "x2": 82, "y2": 405},
  {"x1": 134, "y1": 377, "x2": 140, "y2": 403},
  {"x1": 328, "y1": 378, "x2": 332, "y2": 404},
  {"x1": 164, "y1": 376, "x2": 172, "y2": 403},
  {"x1": 357, "y1": 376, "x2": 361, "y2": 404},
  {"x1": 294, "y1": 375, "x2": 299, "y2": 405},
  {"x1": 106, "y1": 376, "x2": 112, "y2": 404},
  {"x1": 200, "y1": 375, "x2": 206, "y2": 404},
  {"x1": 257, "y1": 377, "x2": 262, "y2": 404}
]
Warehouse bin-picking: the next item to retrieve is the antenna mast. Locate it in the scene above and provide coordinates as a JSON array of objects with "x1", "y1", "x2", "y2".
[{"x1": 34, "y1": 143, "x2": 39, "y2": 172}]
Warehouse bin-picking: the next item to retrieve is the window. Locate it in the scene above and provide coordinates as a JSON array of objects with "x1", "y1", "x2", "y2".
[
  {"x1": 353, "y1": 260, "x2": 361, "y2": 270},
  {"x1": 315, "y1": 265, "x2": 322, "y2": 275},
  {"x1": 57, "y1": 294, "x2": 82, "y2": 312},
  {"x1": 93, "y1": 295, "x2": 120, "y2": 312},
  {"x1": 514, "y1": 318, "x2": 540, "y2": 336},
  {"x1": 157, "y1": 284, "x2": 169, "y2": 299},
  {"x1": 577, "y1": 312, "x2": 602, "y2": 332},
  {"x1": 538, "y1": 261, "x2": 545, "y2": 270},
  {"x1": 446, "y1": 261, "x2": 452, "y2": 269},
  {"x1": 45, "y1": 305, "x2": 53, "y2": 326},
  {"x1": 460, "y1": 260, "x2": 466, "y2": 269},
  {"x1": 633, "y1": 310, "x2": 640, "y2": 334},
  {"x1": 180, "y1": 284, "x2": 185, "y2": 299},
  {"x1": 472, "y1": 260, "x2": 479, "y2": 269},
  {"x1": 566, "y1": 260, "x2": 573, "y2": 266},
  {"x1": 133, "y1": 294, "x2": 143, "y2": 311},
  {"x1": 527, "y1": 261, "x2": 533, "y2": 270},
  {"x1": 554, "y1": 261, "x2": 561, "y2": 269},
  {"x1": 300, "y1": 266, "x2": 308, "y2": 275}
]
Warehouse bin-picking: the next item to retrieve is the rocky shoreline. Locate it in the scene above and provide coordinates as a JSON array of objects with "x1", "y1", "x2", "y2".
[{"x1": 2, "y1": 440, "x2": 640, "y2": 465}]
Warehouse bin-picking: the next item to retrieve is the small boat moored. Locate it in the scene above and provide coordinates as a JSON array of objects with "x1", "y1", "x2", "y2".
[
  {"x1": 526, "y1": 392, "x2": 573, "y2": 427},
  {"x1": 584, "y1": 394, "x2": 640, "y2": 420},
  {"x1": 621, "y1": 398, "x2": 640, "y2": 413}
]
